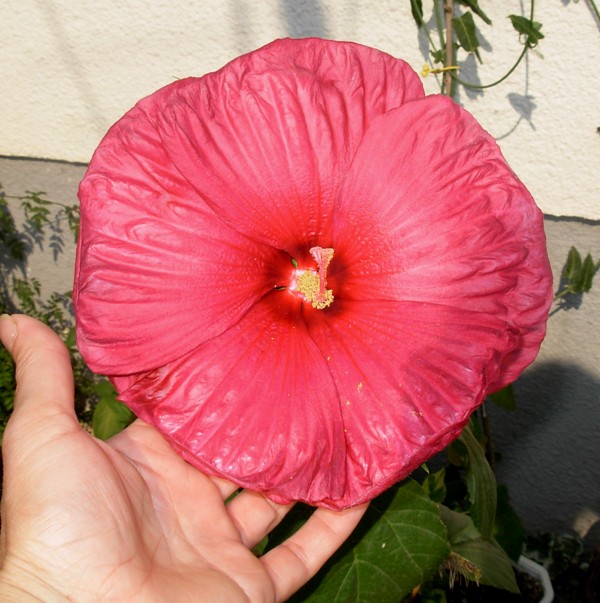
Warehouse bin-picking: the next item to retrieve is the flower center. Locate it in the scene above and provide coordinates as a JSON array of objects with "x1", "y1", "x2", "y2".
[{"x1": 294, "y1": 246, "x2": 335, "y2": 310}]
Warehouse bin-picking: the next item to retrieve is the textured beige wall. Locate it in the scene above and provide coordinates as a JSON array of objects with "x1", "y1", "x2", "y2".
[{"x1": 1, "y1": 1, "x2": 599, "y2": 219}]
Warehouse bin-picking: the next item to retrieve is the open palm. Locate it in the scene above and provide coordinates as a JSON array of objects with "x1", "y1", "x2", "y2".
[{"x1": 0, "y1": 315, "x2": 367, "y2": 602}]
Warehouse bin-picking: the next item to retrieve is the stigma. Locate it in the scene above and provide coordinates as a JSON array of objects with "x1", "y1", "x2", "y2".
[{"x1": 295, "y1": 246, "x2": 335, "y2": 310}]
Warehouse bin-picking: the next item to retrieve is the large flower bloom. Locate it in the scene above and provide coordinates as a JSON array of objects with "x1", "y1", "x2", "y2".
[{"x1": 74, "y1": 38, "x2": 552, "y2": 510}]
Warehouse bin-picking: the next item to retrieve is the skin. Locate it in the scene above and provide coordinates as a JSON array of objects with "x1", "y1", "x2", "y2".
[{"x1": 0, "y1": 314, "x2": 367, "y2": 602}]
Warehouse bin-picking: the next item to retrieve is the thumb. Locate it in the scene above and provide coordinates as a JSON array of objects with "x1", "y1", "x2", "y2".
[{"x1": 0, "y1": 314, "x2": 76, "y2": 429}]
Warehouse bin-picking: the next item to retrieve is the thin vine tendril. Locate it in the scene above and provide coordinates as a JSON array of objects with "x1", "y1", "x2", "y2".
[{"x1": 449, "y1": 0, "x2": 537, "y2": 90}]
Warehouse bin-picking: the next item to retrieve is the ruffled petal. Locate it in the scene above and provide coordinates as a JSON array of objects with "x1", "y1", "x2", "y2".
[
  {"x1": 75, "y1": 41, "x2": 552, "y2": 510},
  {"x1": 149, "y1": 38, "x2": 423, "y2": 253},
  {"x1": 332, "y1": 95, "x2": 552, "y2": 390},
  {"x1": 112, "y1": 294, "x2": 349, "y2": 507},
  {"x1": 113, "y1": 294, "x2": 521, "y2": 510},
  {"x1": 75, "y1": 102, "x2": 286, "y2": 375},
  {"x1": 305, "y1": 299, "x2": 519, "y2": 506}
]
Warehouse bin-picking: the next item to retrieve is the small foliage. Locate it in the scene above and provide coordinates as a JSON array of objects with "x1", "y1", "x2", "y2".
[
  {"x1": 0, "y1": 184, "x2": 96, "y2": 440},
  {"x1": 410, "y1": 0, "x2": 425, "y2": 27},
  {"x1": 412, "y1": 1, "x2": 544, "y2": 93},
  {"x1": 509, "y1": 15, "x2": 545, "y2": 48},
  {"x1": 554, "y1": 246, "x2": 600, "y2": 316},
  {"x1": 453, "y1": 12, "x2": 482, "y2": 62},
  {"x1": 457, "y1": 0, "x2": 491, "y2": 26},
  {"x1": 488, "y1": 384, "x2": 516, "y2": 411},
  {"x1": 286, "y1": 480, "x2": 451, "y2": 602},
  {"x1": 92, "y1": 380, "x2": 136, "y2": 440}
]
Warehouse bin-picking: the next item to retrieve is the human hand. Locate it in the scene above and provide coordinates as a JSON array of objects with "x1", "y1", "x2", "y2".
[{"x1": 0, "y1": 314, "x2": 367, "y2": 602}]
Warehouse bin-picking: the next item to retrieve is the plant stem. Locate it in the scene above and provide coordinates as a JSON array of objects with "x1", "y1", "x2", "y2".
[
  {"x1": 451, "y1": 45, "x2": 528, "y2": 90},
  {"x1": 410, "y1": 0, "x2": 440, "y2": 55},
  {"x1": 433, "y1": 0, "x2": 446, "y2": 61},
  {"x1": 443, "y1": 0, "x2": 455, "y2": 96},
  {"x1": 480, "y1": 403, "x2": 496, "y2": 473},
  {"x1": 589, "y1": 0, "x2": 600, "y2": 23}
]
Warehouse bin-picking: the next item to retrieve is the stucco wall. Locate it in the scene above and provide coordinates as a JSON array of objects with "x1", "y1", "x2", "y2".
[{"x1": 1, "y1": 1, "x2": 599, "y2": 218}]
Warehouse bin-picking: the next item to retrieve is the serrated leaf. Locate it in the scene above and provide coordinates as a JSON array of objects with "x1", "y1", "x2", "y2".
[
  {"x1": 458, "y1": 0, "x2": 492, "y2": 25},
  {"x1": 453, "y1": 12, "x2": 482, "y2": 61},
  {"x1": 290, "y1": 479, "x2": 450, "y2": 603},
  {"x1": 509, "y1": 15, "x2": 544, "y2": 47},
  {"x1": 410, "y1": 0, "x2": 425, "y2": 27},
  {"x1": 488, "y1": 384, "x2": 516, "y2": 411},
  {"x1": 93, "y1": 395, "x2": 135, "y2": 440},
  {"x1": 458, "y1": 424, "x2": 496, "y2": 540}
]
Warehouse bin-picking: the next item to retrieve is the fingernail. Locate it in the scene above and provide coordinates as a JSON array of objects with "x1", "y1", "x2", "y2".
[{"x1": 0, "y1": 314, "x2": 17, "y2": 353}]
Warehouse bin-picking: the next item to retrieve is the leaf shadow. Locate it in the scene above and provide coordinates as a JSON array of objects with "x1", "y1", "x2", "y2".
[{"x1": 279, "y1": 0, "x2": 329, "y2": 38}]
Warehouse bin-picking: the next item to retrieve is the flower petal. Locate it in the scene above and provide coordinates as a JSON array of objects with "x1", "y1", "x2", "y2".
[
  {"x1": 111, "y1": 294, "x2": 349, "y2": 507},
  {"x1": 150, "y1": 38, "x2": 423, "y2": 253},
  {"x1": 305, "y1": 299, "x2": 519, "y2": 505},
  {"x1": 332, "y1": 95, "x2": 552, "y2": 390},
  {"x1": 113, "y1": 294, "x2": 520, "y2": 510},
  {"x1": 75, "y1": 102, "x2": 286, "y2": 375}
]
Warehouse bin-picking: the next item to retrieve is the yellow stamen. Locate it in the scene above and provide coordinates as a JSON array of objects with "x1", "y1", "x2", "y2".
[
  {"x1": 296, "y1": 246, "x2": 335, "y2": 309},
  {"x1": 421, "y1": 64, "x2": 460, "y2": 77}
]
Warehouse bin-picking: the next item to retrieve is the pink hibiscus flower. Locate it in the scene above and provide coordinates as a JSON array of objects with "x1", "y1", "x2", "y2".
[{"x1": 74, "y1": 38, "x2": 553, "y2": 510}]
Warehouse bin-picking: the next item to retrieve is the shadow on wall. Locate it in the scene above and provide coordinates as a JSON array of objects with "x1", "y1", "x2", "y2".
[
  {"x1": 279, "y1": 0, "x2": 329, "y2": 38},
  {"x1": 489, "y1": 360, "x2": 600, "y2": 547}
]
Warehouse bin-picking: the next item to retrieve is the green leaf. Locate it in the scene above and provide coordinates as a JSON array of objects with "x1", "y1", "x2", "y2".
[
  {"x1": 453, "y1": 12, "x2": 482, "y2": 61},
  {"x1": 509, "y1": 15, "x2": 545, "y2": 47},
  {"x1": 94, "y1": 378, "x2": 118, "y2": 398},
  {"x1": 92, "y1": 384, "x2": 135, "y2": 440},
  {"x1": 65, "y1": 327, "x2": 77, "y2": 349},
  {"x1": 557, "y1": 247, "x2": 599, "y2": 298},
  {"x1": 290, "y1": 479, "x2": 450, "y2": 602},
  {"x1": 494, "y1": 485, "x2": 525, "y2": 562},
  {"x1": 440, "y1": 506, "x2": 519, "y2": 592},
  {"x1": 410, "y1": 0, "x2": 425, "y2": 27},
  {"x1": 458, "y1": 424, "x2": 496, "y2": 540},
  {"x1": 252, "y1": 535, "x2": 270, "y2": 556},
  {"x1": 562, "y1": 247, "x2": 582, "y2": 285},
  {"x1": 430, "y1": 49, "x2": 444, "y2": 65},
  {"x1": 423, "y1": 468, "x2": 447, "y2": 504},
  {"x1": 580, "y1": 253, "x2": 599, "y2": 292},
  {"x1": 488, "y1": 384, "x2": 516, "y2": 411},
  {"x1": 458, "y1": 0, "x2": 492, "y2": 25},
  {"x1": 452, "y1": 538, "x2": 519, "y2": 592},
  {"x1": 440, "y1": 505, "x2": 481, "y2": 546}
]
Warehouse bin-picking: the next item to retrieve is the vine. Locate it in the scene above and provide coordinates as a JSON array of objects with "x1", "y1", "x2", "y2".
[{"x1": 411, "y1": 0, "x2": 544, "y2": 95}]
